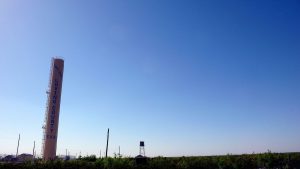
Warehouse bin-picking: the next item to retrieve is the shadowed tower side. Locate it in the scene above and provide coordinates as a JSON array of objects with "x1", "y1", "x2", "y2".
[{"x1": 42, "y1": 57, "x2": 64, "y2": 160}]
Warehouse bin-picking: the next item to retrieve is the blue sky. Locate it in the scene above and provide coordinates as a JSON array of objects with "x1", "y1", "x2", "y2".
[{"x1": 0, "y1": 0, "x2": 299, "y2": 157}]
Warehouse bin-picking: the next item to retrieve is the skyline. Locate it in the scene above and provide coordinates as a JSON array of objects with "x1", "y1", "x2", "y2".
[{"x1": 0, "y1": 0, "x2": 299, "y2": 157}]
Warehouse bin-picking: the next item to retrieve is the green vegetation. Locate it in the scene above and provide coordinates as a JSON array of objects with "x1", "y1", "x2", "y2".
[{"x1": 0, "y1": 152, "x2": 299, "y2": 169}]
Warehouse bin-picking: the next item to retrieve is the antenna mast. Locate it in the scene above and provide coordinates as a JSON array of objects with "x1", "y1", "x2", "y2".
[
  {"x1": 105, "y1": 128, "x2": 109, "y2": 158},
  {"x1": 16, "y1": 134, "x2": 20, "y2": 157},
  {"x1": 33, "y1": 141, "x2": 35, "y2": 159}
]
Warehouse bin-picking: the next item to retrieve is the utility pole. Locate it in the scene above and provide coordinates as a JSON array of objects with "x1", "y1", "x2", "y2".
[
  {"x1": 105, "y1": 128, "x2": 109, "y2": 158},
  {"x1": 16, "y1": 134, "x2": 20, "y2": 157},
  {"x1": 32, "y1": 141, "x2": 35, "y2": 160},
  {"x1": 118, "y1": 146, "x2": 120, "y2": 157}
]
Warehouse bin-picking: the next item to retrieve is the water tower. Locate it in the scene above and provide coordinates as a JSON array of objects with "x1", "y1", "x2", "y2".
[
  {"x1": 135, "y1": 141, "x2": 147, "y2": 165},
  {"x1": 139, "y1": 141, "x2": 145, "y2": 156}
]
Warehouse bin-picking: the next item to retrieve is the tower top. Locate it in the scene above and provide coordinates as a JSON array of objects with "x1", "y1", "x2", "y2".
[{"x1": 53, "y1": 56, "x2": 64, "y2": 61}]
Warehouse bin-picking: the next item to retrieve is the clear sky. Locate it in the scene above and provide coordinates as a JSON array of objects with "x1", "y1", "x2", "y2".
[{"x1": 0, "y1": 0, "x2": 299, "y2": 157}]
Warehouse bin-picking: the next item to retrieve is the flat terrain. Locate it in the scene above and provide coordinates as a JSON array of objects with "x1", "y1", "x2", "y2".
[{"x1": 0, "y1": 152, "x2": 299, "y2": 169}]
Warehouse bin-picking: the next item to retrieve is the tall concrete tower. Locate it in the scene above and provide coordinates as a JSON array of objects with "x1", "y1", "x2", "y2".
[{"x1": 42, "y1": 57, "x2": 64, "y2": 160}]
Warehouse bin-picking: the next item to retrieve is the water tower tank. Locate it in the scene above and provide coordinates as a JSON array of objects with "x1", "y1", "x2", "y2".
[{"x1": 140, "y1": 141, "x2": 144, "y2": 147}]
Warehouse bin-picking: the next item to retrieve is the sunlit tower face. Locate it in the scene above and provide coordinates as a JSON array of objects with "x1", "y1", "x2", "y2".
[{"x1": 42, "y1": 58, "x2": 64, "y2": 160}]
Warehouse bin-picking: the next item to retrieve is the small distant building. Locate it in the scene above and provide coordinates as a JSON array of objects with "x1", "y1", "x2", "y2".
[
  {"x1": 135, "y1": 155, "x2": 148, "y2": 165},
  {"x1": 57, "y1": 155, "x2": 76, "y2": 161},
  {"x1": 3, "y1": 155, "x2": 16, "y2": 162},
  {"x1": 17, "y1": 154, "x2": 33, "y2": 162}
]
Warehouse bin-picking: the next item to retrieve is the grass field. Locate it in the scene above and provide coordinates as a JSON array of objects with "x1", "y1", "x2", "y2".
[{"x1": 0, "y1": 152, "x2": 299, "y2": 169}]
